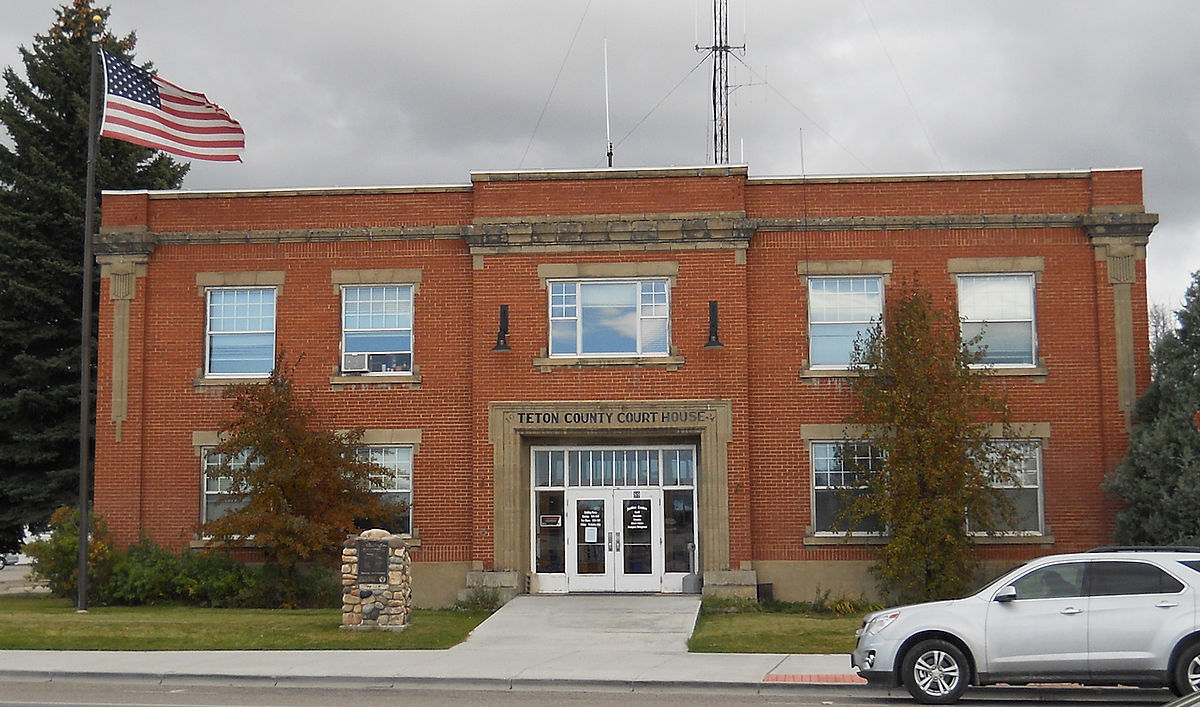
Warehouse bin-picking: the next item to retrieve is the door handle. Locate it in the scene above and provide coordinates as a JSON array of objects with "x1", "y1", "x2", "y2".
[
  {"x1": 615, "y1": 533, "x2": 621, "y2": 552},
  {"x1": 1156, "y1": 601, "x2": 1179, "y2": 609},
  {"x1": 607, "y1": 532, "x2": 613, "y2": 551},
  {"x1": 1061, "y1": 607, "x2": 1083, "y2": 615}
]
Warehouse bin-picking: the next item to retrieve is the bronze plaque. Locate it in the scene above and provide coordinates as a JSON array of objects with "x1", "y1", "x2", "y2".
[{"x1": 356, "y1": 539, "x2": 388, "y2": 584}]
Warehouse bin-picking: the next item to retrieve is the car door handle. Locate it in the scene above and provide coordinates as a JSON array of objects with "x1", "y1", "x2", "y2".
[
  {"x1": 1061, "y1": 607, "x2": 1083, "y2": 615},
  {"x1": 1156, "y1": 601, "x2": 1179, "y2": 609}
]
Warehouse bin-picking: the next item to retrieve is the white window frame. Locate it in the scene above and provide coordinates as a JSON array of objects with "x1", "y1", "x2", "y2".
[
  {"x1": 340, "y1": 284, "x2": 414, "y2": 375},
  {"x1": 969, "y1": 439, "x2": 1044, "y2": 536},
  {"x1": 811, "y1": 441, "x2": 885, "y2": 536},
  {"x1": 548, "y1": 278, "x2": 671, "y2": 357},
  {"x1": 204, "y1": 286, "x2": 276, "y2": 378},
  {"x1": 957, "y1": 273, "x2": 1037, "y2": 367},
  {"x1": 808, "y1": 276, "x2": 883, "y2": 369},
  {"x1": 358, "y1": 445, "x2": 414, "y2": 536}
]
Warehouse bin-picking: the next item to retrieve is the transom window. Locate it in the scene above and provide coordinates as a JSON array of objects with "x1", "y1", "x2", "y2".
[
  {"x1": 357, "y1": 445, "x2": 413, "y2": 535},
  {"x1": 205, "y1": 287, "x2": 276, "y2": 377},
  {"x1": 549, "y1": 279, "x2": 670, "y2": 357},
  {"x1": 812, "y1": 441, "x2": 884, "y2": 534},
  {"x1": 534, "y1": 447, "x2": 695, "y2": 489},
  {"x1": 958, "y1": 274, "x2": 1037, "y2": 366},
  {"x1": 341, "y1": 285, "x2": 413, "y2": 374},
  {"x1": 808, "y1": 277, "x2": 882, "y2": 368}
]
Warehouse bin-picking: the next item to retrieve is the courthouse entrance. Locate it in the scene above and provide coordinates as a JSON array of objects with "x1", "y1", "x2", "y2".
[{"x1": 531, "y1": 446, "x2": 697, "y2": 593}]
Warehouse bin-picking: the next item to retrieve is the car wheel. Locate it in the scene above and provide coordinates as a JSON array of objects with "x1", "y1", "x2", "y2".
[
  {"x1": 1173, "y1": 642, "x2": 1200, "y2": 696},
  {"x1": 0, "y1": 556, "x2": 6, "y2": 569},
  {"x1": 902, "y1": 639, "x2": 969, "y2": 705}
]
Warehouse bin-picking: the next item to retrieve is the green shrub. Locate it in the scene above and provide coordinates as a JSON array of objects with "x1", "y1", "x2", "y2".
[
  {"x1": 230, "y1": 563, "x2": 341, "y2": 609},
  {"x1": 98, "y1": 539, "x2": 258, "y2": 607},
  {"x1": 23, "y1": 506, "x2": 115, "y2": 601}
]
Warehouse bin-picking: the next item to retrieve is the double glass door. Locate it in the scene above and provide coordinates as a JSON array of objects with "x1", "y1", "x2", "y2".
[{"x1": 566, "y1": 488, "x2": 663, "y2": 592}]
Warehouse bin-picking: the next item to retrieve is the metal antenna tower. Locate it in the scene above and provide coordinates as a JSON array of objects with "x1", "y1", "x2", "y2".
[{"x1": 696, "y1": 0, "x2": 743, "y2": 164}]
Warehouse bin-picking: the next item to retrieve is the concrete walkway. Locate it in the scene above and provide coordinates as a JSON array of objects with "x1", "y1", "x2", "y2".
[{"x1": 0, "y1": 594, "x2": 862, "y2": 691}]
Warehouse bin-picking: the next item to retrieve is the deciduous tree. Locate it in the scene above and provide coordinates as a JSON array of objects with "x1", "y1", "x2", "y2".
[
  {"x1": 202, "y1": 361, "x2": 396, "y2": 577},
  {"x1": 840, "y1": 282, "x2": 1017, "y2": 603}
]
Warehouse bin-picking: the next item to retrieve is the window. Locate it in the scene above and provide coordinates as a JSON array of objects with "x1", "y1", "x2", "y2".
[
  {"x1": 1012, "y1": 562, "x2": 1086, "y2": 599},
  {"x1": 201, "y1": 449, "x2": 258, "y2": 523},
  {"x1": 1087, "y1": 561, "x2": 1184, "y2": 596},
  {"x1": 969, "y1": 440, "x2": 1043, "y2": 535},
  {"x1": 957, "y1": 274, "x2": 1036, "y2": 366},
  {"x1": 358, "y1": 445, "x2": 413, "y2": 535},
  {"x1": 205, "y1": 287, "x2": 276, "y2": 376},
  {"x1": 341, "y1": 285, "x2": 413, "y2": 374},
  {"x1": 808, "y1": 277, "x2": 882, "y2": 368},
  {"x1": 812, "y1": 441, "x2": 884, "y2": 534},
  {"x1": 549, "y1": 279, "x2": 669, "y2": 357}
]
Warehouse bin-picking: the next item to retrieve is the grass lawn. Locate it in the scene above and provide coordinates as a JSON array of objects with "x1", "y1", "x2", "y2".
[
  {"x1": 688, "y1": 606, "x2": 864, "y2": 654},
  {"x1": 0, "y1": 595, "x2": 490, "y2": 650}
]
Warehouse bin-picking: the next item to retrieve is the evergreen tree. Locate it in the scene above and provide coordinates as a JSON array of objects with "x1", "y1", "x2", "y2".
[
  {"x1": 0, "y1": 1, "x2": 188, "y2": 552},
  {"x1": 1105, "y1": 271, "x2": 1200, "y2": 545},
  {"x1": 841, "y1": 282, "x2": 1018, "y2": 603}
]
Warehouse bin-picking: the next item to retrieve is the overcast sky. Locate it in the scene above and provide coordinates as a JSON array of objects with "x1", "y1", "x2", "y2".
[{"x1": 4, "y1": 1, "x2": 1198, "y2": 309}]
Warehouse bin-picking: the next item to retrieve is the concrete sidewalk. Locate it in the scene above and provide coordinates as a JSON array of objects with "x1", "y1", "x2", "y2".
[{"x1": 0, "y1": 594, "x2": 864, "y2": 691}]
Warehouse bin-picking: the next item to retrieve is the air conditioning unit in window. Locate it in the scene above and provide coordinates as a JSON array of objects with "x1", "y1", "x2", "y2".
[{"x1": 342, "y1": 353, "x2": 368, "y2": 373}]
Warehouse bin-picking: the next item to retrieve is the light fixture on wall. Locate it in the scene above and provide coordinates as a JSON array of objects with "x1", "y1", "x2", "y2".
[
  {"x1": 493, "y1": 304, "x2": 511, "y2": 351},
  {"x1": 704, "y1": 300, "x2": 723, "y2": 348}
]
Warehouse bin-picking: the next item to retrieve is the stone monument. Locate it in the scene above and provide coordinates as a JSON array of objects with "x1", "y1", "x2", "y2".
[{"x1": 340, "y1": 528, "x2": 411, "y2": 630}]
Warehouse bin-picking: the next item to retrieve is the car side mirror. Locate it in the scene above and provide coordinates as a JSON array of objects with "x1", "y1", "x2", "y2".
[{"x1": 994, "y1": 585, "x2": 1017, "y2": 603}]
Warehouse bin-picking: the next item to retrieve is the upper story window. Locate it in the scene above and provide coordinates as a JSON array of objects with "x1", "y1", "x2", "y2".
[
  {"x1": 357, "y1": 445, "x2": 413, "y2": 536},
  {"x1": 957, "y1": 273, "x2": 1037, "y2": 366},
  {"x1": 548, "y1": 279, "x2": 670, "y2": 357},
  {"x1": 808, "y1": 277, "x2": 882, "y2": 368},
  {"x1": 341, "y1": 285, "x2": 413, "y2": 374},
  {"x1": 205, "y1": 287, "x2": 276, "y2": 377}
]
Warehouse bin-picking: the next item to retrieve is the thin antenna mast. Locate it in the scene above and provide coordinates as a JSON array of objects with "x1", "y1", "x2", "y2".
[
  {"x1": 696, "y1": 0, "x2": 743, "y2": 164},
  {"x1": 604, "y1": 39, "x2": 613, "y2": 167}
]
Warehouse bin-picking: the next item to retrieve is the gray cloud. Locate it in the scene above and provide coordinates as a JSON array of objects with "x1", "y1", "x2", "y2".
[{"x1": 3, "y1": 0, "x2": 1196, "y2": 305}]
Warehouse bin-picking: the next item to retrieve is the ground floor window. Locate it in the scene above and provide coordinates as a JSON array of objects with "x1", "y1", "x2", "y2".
[
  {"x1": 969, "y1": 440, "x2": 1043, "y2": 535},
  {"x1": 811, "y1": 441, "x2": 885, "y2": 535},
  {"x1": 357, "y1": 445, "x2": 414, "y2": 536},
  {"x1": 200, "y1": 448, "x2": 257, "y2": 523}
]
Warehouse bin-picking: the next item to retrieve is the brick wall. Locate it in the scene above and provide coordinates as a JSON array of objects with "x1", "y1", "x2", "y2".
[{"x1": 94, "y1": 166, "x2": 1152, "y2": 577}]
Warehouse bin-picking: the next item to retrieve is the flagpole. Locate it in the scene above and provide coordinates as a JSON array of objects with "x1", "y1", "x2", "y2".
[{"x1": 77, "y1": 17, "x2": 102, "y2": 614}]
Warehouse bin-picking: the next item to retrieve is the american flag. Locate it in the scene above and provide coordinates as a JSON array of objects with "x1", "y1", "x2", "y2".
[{"x1": 100, "y1": 50, "x2": 244, "y2": 162}]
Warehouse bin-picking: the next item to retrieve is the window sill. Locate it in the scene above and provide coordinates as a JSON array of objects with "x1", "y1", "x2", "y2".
[
  {"x1": 330, "y1": 372, "x2": 422, "y2": 387},
  {"x1": 977, "y1": 366, "x2": 1048, "y2": 380},
  {"x1": 804, "y1": 534, "x2": 885, "y2": 546},
  {"x1": 799, "y1": 367, "x2": 860, "y2": 380},
  {"x1": 194, "y1": 375, "x2": 269, "y2": 388},
  {"x1": 805, "y1": 533, "x2": 1055, "y2": 547},
  {"x1": 533, "y1": 355, "x2": 685, "y2": 371},
  {"x1": 190, "y1": 535, "x2": 422, "y2": 550}
]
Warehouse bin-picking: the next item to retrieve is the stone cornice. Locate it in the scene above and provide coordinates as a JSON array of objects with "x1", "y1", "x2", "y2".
[{"x1": 91, "y1": 209, "x2": 1159, "y2": 257}]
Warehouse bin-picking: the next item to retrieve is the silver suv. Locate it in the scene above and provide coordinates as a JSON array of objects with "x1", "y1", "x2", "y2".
[{"x1": 852, "y1": 548, "x2": 1200, "y2": 704}]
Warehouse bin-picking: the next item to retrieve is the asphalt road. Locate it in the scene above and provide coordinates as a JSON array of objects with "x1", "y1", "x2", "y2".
[{"x1": 0, "y1": 679, "x2": 1177, "y2": 707}]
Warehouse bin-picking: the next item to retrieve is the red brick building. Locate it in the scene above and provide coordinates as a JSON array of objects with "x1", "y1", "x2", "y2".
[{"x1": 94, "y1": 165, "x2": 1156, "y2": 606}]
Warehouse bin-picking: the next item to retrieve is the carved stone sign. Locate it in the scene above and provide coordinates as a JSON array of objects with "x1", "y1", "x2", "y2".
[{"x1": 356, "y1": 539, "x2": 389, "y2": 584}]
